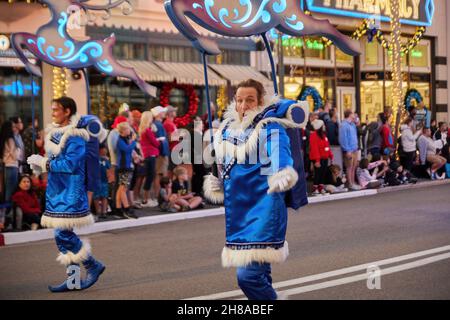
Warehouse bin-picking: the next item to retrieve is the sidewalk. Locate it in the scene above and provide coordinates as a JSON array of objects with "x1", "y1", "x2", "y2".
[{"x1": 1, "y1": 179, "x2": 449, "y2": 246}]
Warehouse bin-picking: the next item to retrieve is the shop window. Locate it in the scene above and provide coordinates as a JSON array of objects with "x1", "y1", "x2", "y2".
[
  {"x1": 386, "y1": 49, "x2": 408, "y2": 68},
  {"x1": 360, "y1": 80, "x2": 385, "y2": 122},
  {"x1": 336, "y1": 48, "x2": 353, "y2": 65},
  {"x1": 409, "y1": 43, "x2": 429, "y2": 68},
  {"x1": 365, "y1": 41, "x2": 379, "y2": 65},
  {"x1": 279, "y1": 37, "x2": 330, "y2": 60}
]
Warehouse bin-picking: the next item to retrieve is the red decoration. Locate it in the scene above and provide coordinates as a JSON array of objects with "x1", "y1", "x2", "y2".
[{"x1": 159, "y1": 82, "x2": 199, "y2": 128}]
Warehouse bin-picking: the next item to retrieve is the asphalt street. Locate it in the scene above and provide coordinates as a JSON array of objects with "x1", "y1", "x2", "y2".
[{"x1": 1, "y1": 184, "x2": 449, "y2": 300}]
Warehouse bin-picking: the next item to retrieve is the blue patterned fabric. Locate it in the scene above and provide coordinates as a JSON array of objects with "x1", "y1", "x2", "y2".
[{"x1": 45, "y1": 135, "x2": 89, "y2": 217}]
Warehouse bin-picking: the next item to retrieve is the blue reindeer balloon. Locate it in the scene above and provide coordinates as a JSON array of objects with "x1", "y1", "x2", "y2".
[
  {"x1": 165, "y1": 0, "x2": 361, "y2": 56},
  {"x1": 11, "y1": 0, "x2": 156, "y2": 97}
]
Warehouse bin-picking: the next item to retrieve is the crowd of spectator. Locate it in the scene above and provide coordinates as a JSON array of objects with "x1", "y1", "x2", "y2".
[
  {"x1": 1, "y1": 98, "x2": 449, "y2": 232},
  {"x1": 0, "y1": 105, "x2": 211, "y2": 232},
  {"x1": 303, "y1": 103, "x2": 450, "y2": 196}
]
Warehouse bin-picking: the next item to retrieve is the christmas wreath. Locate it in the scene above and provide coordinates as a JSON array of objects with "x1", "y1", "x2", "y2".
[
  {"x1": 404, "y1": 89, "x2": 423, "y2": 112},
  {"x1": 159, "y1": 82, "x2": 199, "y2": 128},
  {"x1": 297, "y1": 86, "x2": 323, "y2": 111}
]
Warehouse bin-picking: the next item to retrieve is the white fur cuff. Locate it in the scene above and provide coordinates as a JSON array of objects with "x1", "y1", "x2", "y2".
[
  {"x1": 203, "y1": 174, "x2": 224, "y2": 204},
  {"x1": 40, "y1": 157, "x2": 49, "y2": 173},
  {"x1": 56, "y1": 239, "x2": 91, "y2": 266},
  {"x1": 221, "y1": 242, "x2": 289, "y2": 268},
  {"x1": 267, "y1": 167, "x2": 298, "y2": 193}
]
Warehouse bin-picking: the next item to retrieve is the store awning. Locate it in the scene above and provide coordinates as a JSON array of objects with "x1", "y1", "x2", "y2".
[
  {"x1": 117, "y1": 60, "x2": 173, "y2": 82},
  {"x1": 208, "y1": 64, "x2": 273, "y2": 87},
  {"x1": 154, "y1": 61, "x2": 227, "y2": 86}
]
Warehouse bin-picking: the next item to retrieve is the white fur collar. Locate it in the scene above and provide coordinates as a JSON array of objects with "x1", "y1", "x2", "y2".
[
  {"x1": 214, "y1": 95, "x2": 302, "y2": 163},
  {"x1": 45, "y1": 114, "x2": 90, "y2": 157}
]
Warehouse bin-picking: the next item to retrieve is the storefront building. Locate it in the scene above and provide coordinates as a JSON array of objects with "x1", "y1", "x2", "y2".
[
  {"x1": 1, "y1": 0, "x2": 449, "y2": 127},
  {"x1": 253, "y1": 0, "x2": 450, "y2": 124}
]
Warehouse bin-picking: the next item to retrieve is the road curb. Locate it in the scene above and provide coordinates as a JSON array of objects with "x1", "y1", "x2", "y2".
[{"x1": 1, "y1": 180, "x2": 449, "y2": 246}]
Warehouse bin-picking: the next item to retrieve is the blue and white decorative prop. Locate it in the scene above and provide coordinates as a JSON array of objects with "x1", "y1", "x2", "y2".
[
  {"x1": 165, "y1": 0, "x2": 361, "y2": 167},
  {"x1": 11, "y1": 0, "x2": 156, "y2": 97}
]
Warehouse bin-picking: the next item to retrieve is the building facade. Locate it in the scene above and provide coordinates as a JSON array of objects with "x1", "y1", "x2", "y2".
[{"x1": 0, "y1": 0, "x2": 449, "y2": 128}]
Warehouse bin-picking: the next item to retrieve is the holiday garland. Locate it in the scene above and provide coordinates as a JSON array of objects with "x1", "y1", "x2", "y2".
[
  {"x1": 321, "y1": 18, "x2": 426, "y2": 55},
  {"x1": 159, "y1": 82, "x2": 199, "y2": 128}
]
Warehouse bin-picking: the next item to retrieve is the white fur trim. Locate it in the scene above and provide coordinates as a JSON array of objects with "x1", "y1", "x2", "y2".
[
  {"x1": 268, "y1": 167, "x2": 299, "y2": 193},
  {"x1": 41, "y1": 214, "x2": 95, "y2": 230},
  {"x1": 39, "y1": 157, "x2": 49, "y2": 173},
  {"x1": 221, "y1": 241, "x2": 289, "y2": 268},
  {"x1": 98, "y1": 128, "x2": 108, "y2": 144},
  {"x1": 44, "y1": 114, "x2": 90, "y2": 157},
  {"x1": 215, "y1": 117, "x2": 302, "y2": 161},
  {"x1": 203, "y1": 174, "x2": 224, "y2": 204},
  {"x1": 56, "y1": 239, "x2": 92, "y2": 266}
]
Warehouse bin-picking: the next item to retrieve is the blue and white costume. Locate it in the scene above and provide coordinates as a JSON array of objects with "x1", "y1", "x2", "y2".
[
  {"x1": 204, "y1": 96, "x2": 308, "y2": 299},
  {"x1": 35, "y1": 114, "x2": 107, "y2": 292}
]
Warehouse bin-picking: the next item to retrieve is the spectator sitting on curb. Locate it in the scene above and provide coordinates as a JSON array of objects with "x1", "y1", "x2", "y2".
[
  {"x1": 324, "y1": 164, "x2": 348, "y2": 194},
  {"x1": 172, "y1": 166, "x2": 204, "y2": 211},
  {"x1": 356, "y1": 158, "x2": 388, "y2": 189},
  {"x1": 158, "y1": 177, "x2": 180, "y2": 213}
]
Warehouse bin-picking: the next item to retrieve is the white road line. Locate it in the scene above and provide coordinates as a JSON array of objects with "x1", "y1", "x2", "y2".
[
  {"x1": 186, "y1": 245, "x2": 450, "y2": 300},
  {"x1": 276, "y1": 251, "x2": 450, "y2": 298}
]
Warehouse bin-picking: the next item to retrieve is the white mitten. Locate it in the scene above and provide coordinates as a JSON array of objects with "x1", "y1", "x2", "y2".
[
  {"x1": 203, "y1": 174, "x2": 224, "y2": 204},
  {"x1": 30, "y1": 164, "x2": 42, "y2": 176},
  {"x1": 267, "y1": 167, "x2": 299, "y2": 194},
  {"x1": 27, "y1": 154, "x2": 49, "y2": 173}
]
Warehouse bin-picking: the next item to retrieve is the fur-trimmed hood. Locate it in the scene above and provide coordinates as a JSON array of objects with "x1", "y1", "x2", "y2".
[{"x1": 45, "y1": 114, "x2": 90, "y2": 157}]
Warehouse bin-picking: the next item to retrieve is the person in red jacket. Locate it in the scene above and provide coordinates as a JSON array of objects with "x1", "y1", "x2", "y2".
[
  {"x1": 11, "y1": 174, "x2": 41, "y2": 230},
  {"x1": 309, "y1": 119, "x2": 334, "y2": 195},
  {"x1": 379, "y1": 112, "x2": 394, "y2": 156}
]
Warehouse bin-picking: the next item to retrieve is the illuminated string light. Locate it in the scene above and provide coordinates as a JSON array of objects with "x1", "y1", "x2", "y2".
[
  {"x1": 390, "y1": 0, "x2": 403, "y2": 132},
  {"x1": 52, "y1": 67, "x2": 69, "y2": 99}
]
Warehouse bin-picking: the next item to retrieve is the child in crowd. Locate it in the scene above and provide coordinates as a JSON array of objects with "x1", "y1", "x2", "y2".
[
  {"x1": 158, "y1": 177, "x2": 180, "y2": 213},
  {"x1": 356, "y1": 158, "x2": 388, "y2": 189},
  {"x1": 172, "y1": 166, "x2": 203, "y2": 211},
  {"x1": 309, "y1": 119, "x2": 334, "y2": 195},
  {"x1": 116, "y1": 122, "x2": 138, "y2": 219},
  {"x1": 94, "y1": 144, "x2": 111, "y2": 220},
  {"x1": 11, "y1": 175, "x2": 41, "y2": 230},
  {"x1": 324, "y1": 164, "x2": 348, "y2": 194},
  {"x1": 385, "y1": 160, "x2": 417, "y2": 186}
]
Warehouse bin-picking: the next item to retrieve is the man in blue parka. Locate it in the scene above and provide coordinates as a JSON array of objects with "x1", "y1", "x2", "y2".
[
  {"x1": 27, "y1": 97, "x2": 105, "y2": 292},
  {"x1": 203, "y1": 79, "x2": 308, "y2": 300}
]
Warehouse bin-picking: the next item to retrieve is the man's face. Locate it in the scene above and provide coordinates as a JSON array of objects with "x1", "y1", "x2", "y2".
[
  {"x1": 51, "y1": 102, "x2": 71, "y2": 125},
  {"x1": 235, "y1": 87, "x2": 260, "y2": 120},
  {"x1": 348, "y1": 112, "x2": 355, "y2": 122},
  {"x1": 441, "y1": 124, "x2": 448, "y2": 132}
]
